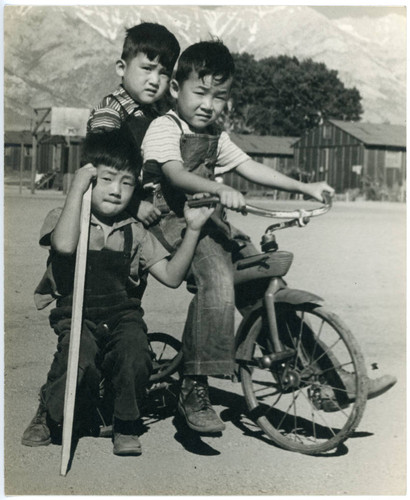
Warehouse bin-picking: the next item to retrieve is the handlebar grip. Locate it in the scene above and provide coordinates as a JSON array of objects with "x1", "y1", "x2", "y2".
[
  {"x1": 186, "y1": 196, "x2": 220, "y2": 208},
  {"x1": 187, "y1": 196, "x2": 247, "y2": 215},
  {"x1": 322, "y1": 191, "x2": 333, "y2": 207}
]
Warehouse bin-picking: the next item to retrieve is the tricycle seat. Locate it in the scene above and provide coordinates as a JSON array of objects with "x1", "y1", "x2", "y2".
[
  {"x1": 186, "y1": 251, "x2": 293, "y2": 293},
  {"x1": 234, "y1": 251, "x2": 294, "y2": 285}
]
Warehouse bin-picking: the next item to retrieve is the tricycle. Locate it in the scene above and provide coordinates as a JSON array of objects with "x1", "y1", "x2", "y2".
[{"x1": 138, "y1": 193, "x2": 368, "y2": 455}]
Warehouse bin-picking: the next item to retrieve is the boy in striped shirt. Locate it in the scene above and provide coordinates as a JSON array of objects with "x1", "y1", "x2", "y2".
[
  {"x1": 87, "y1": 22, "x2": 180, "y2": 227},
  {"x1": 141, "y1": 40, "x2": 395, "y2": 434}
]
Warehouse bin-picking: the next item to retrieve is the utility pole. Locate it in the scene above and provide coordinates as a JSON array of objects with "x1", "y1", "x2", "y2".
[
  {"x1": 30, "y1": 107, "x2": 51, "y2": 194},
  {"x1": 19, "y1": 140, "x2": 24, "y2": 195}
]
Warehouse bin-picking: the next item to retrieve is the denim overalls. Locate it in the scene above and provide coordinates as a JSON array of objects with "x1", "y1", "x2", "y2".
[
  {"x1": 44, "y1": 224, "x2": 152, "y2": 424},
  {"x1": 145, "y1": 114, "x2": 247, "y2": 376}
]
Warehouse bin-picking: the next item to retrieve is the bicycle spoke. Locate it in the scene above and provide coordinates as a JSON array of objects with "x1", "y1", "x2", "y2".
[
  {"x1": 310, "y1": 318, "x2": 325, "y2": 361},
  {"x1": 254, "y1": 385, "x2": 279, "y2": 399},
  {"x1": 287, "y1": 311, "x2": 305, "y2": 368},
  {"x1": 291, "y1": 390, "x2": 304, "y2": 443},
  {"x1": 253, "y1": 382, "x2": 276, "y2": 393},
  {"x1": 275, "y1": 387, "x2": 303, "y2": 431},
  {"x1": 261, "y1": 391, "x2": 282, "y2": 410},
  {"x1": 285, "y1": 322, "x2": 297, "y2": 349},
  {"x1": 252, "y1": 372, "x2": 282, "y2": 404},
  {"x1": 311, "y1": 404, "x2": 317, "y2": 441},
  {"x1": 156, "y1": 342, "x2": 168, "y2": 362},
  {"x1": 298, "y1": 389, "x2": 338, "y2": 436},
  {"x1": 307, "y1": 336, "x2": 343, "y2": 367}
]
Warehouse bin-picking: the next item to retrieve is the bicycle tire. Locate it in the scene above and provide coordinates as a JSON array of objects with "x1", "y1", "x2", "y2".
[{"x1": 239, "y1": 303, "x2": 368, "y2": 455}]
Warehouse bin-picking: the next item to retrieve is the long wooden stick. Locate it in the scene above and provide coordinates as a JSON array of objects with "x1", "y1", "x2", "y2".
[{"x1": 60, "y1": 185, "x2": 92, "y2": 476}]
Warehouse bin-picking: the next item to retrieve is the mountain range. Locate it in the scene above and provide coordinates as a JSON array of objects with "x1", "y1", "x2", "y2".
[{"x1": 3, "y1": 5, "x2": 406, "y2": 131}]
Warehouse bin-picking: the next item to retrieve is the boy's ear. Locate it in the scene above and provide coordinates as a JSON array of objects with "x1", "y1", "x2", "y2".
[
  {"x1": 116, "y1": 59, "x2": 126, "y2": 78},
  {"x1": 169, "y1": 79, "x2": 180, "y2": 99}
]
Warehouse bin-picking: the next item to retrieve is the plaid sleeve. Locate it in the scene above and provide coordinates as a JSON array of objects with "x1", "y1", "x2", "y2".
[{"x1": 87, "y1": 96, "x2": 123, "y2": 132}]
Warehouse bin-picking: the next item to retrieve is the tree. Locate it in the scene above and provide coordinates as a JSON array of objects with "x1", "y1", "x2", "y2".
[{"x1": 225, "y1": 53, "x2": 363, "y2": 136}]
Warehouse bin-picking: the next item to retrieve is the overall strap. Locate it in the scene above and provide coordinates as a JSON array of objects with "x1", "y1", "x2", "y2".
[
  {"x1": 166, "y1": 112, "x2": 221, "y2": 138},
  {"x1": 122, "y1": 224, "x2": 133, "y2": 257},
  {"x1": 165, "y1": 113, "x2": 185, "y2": 134}
]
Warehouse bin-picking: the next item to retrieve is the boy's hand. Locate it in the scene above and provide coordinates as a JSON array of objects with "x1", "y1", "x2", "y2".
[
  {"x1": 304, "y1": 182, "x2": 335, "y2": 202},
  {"x1": 136, "y1": 200, "x2": 161, "y2": 226},
  {"x1": 71, "y1": 163, "x2": 97, "y2": 195},
  {"x1": 215, "y1": 185, "x2": 246, "y2": 212},
  {"x1": 184, "y1": 194, "x2": 214, "y2": 231}
]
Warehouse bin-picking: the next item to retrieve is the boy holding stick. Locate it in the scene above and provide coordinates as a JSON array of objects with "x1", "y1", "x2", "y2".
[{"x1": 22, "y1": 130, "x2": 213, "y2": 456}]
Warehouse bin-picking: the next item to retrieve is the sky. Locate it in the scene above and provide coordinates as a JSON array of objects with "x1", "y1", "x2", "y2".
[
  {"x1": 311, "y1": 5, "x2": 406, "y2": 18},
  {"x1": 1, "y1": 1, "x2": 407, "y2": 19}
]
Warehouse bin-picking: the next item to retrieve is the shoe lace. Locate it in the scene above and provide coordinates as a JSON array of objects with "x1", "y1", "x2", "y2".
[
  {"x1": 32, "y1": 406, "x2": 47, "y2": 425},
  {"x1": 193, "y1": 382, "x2": 212, "y2": 411},
  {"x1": 32, "y1": 392, "x2": 48, "y2": 424}
]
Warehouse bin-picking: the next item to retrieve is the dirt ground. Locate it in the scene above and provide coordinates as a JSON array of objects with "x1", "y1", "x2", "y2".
[{"x1": 3, "y1": 187, "x2": 406, "y2": 495}]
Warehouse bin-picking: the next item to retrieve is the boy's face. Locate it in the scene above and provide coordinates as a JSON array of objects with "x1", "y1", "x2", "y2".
[
  {"x1": 170, "y1": 71, "x2": 232, "y2": 131},
  {"x1": 116, "y1": 53, "x2": 171, "y2": 105},
  {"x1": 91, "y1": 165, "x2": 136, "y2": 219}
]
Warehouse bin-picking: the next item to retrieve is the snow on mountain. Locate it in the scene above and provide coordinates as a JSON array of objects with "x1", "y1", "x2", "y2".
[{"x1": 3, "y1": 5, "x2": 406, "y2": 130}]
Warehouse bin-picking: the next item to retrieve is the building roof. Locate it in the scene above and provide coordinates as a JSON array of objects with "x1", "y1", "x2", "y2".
[
  {"x1": 329, "y1": 119, "x2": 406, "y2": 148},
  {"x1": 4, "y1": 130, "x2": 83, "y2": 145},
  {"x1": 230, "y1": 133, "x2": 297, "y2": 156},
  {"x1": 4, "y1": 130, "x2": 33, "y2": 145}
]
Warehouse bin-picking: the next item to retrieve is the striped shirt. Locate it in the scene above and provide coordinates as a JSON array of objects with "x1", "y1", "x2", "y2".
[
  {"x1": 87, "y1": 85, "x2": 146, "y2": 133},
  {"x1": 141, "y1": 110, "x2": 250, "y2": 176}
]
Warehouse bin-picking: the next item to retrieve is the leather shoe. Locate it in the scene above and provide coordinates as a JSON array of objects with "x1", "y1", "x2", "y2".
[
  {"x1": 178, "y1": 376, "x2": 226, "y2": 433},
  {"x1": 319, "y1": 371, "x2": 397, "y2": 413},
  {"x1": 21, "y1": 388, "x2": 51, "y2": 447},
  {"x1": 113, "y1": 433, "x2": 142, "y2": 456},
  {"x1": 362, "y1": 373, "x2": 397, "y2": 400}
]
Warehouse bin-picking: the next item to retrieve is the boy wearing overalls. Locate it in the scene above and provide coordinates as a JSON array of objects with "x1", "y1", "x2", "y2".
[
  {"x1": 87, "y1": 22, "x2": 180, "y2": 228},
  {"x1": 21, "y1": 130, "x2": 214, "y2": 456},
  {"x1": 141, "y1": 40, "x2": 396, "y2": 434}
]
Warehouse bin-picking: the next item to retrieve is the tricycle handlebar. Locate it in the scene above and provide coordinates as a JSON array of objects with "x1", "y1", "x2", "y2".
[{"x1": 187, "y1": 191, "x2": 332, "y2": 220}]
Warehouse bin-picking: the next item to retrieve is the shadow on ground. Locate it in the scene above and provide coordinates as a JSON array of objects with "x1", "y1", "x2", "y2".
[{"x1": 141, "y1": 384, "x2": 373, "y2": 457}]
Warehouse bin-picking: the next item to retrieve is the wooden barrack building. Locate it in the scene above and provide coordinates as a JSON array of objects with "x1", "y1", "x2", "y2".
[
  {"x1": 292, "y1": 119, "x2": 406, "y2": 195},
  {"x1": 223, "y1": 134, "x2": 297, "y2": 195}
]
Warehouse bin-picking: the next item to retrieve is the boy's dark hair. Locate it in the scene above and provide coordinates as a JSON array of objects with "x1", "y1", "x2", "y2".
[
  {"x1": 121, "y1": 22, "x2": 180, "y2": 73},
  {"x1": 81, "y1": 129, "x2": 140, "y2": 177},
  {"x1": 175, "y1": 40, "x2": 235, "y2": 85}
]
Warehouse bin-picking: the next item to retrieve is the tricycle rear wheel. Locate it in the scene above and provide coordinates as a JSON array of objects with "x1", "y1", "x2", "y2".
[{"x1": 148, "y1": 332, "x2": 183, "y2": 383}]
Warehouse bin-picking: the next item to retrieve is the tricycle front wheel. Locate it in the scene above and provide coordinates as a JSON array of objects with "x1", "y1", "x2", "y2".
[{"x1": 240, "y1": 304, "x2": 368, "y2": 455}]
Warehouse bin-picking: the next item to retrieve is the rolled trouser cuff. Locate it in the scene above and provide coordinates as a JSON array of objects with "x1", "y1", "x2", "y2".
[{"x1": 183, "y1": 359, "x2": 235, "y2": 377}]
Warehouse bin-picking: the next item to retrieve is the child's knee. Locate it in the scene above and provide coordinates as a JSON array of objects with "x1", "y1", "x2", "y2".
[
  {"x1": 114, "y1": 332, "x2": 152, "y2": 371},
  {"x1": 116, "y1": 350, "x2": 153, "y2": 384},
  {"x1": 198, "y1": 270, "x2": 235, "y2": 306}
]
